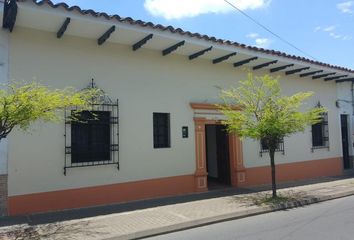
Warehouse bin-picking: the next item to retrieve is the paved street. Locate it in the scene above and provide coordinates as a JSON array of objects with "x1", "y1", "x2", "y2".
[
  {"x1": 146, "y1": 195, "x2": 354, "y2": 240},
  {"x1": 1, "y1": 176, "x2": 354, "y2": 240}
]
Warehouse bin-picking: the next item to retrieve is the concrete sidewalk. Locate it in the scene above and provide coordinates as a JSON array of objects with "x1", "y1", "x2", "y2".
[{"x1": 1, "y1": 175, "x2": 354, "y2": 240}]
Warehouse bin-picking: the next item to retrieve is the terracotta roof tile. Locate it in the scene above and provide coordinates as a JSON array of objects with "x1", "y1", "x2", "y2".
[{"x1": 19, "y1": 0, "x2": 354, "y2": 74}]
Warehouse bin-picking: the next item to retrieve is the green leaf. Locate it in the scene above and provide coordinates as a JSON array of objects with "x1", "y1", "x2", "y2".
[{"x1": 0, "y1": 81, "x2": 100, "y2": 140}]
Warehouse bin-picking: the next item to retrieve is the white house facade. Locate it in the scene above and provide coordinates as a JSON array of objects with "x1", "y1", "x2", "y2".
[{"x1": 0, "y1": 0, "x2": 353, "y2": 216}]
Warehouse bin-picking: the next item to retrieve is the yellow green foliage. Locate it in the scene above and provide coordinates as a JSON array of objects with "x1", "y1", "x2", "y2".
[
  {"x1": 219, "y1": 73, "x2": 326, "y2": 142},
  {"x1": 219, "y1": 72, "x2": 326, "y2": 198},
  {"x1": 0, "y1": 82, "x2": 98, "y2": 139}
]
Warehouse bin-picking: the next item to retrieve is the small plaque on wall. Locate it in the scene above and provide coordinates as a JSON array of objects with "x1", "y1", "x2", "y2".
[{"x1": 182, "y1": 126, "x2": 188, "y2": 138}]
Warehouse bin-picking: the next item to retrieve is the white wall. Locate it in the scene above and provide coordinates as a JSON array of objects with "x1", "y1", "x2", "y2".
[
  {"x1": 243, "y1": 72, "x2": 341, "y2": 168},
  {"x1": 7, "y1": 27, "x2": 236, "y2": 196},
  {"x1": 0, "y1": 27, "x2": 9, "y2": 175},
  {"x1": 7, "y1": 27, "x2": 342, "y2": 196}
]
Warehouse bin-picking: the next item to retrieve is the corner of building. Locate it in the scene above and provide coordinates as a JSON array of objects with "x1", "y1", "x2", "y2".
[{"x1": 0, "y1": 23, "x2": 10, "y2": 216}]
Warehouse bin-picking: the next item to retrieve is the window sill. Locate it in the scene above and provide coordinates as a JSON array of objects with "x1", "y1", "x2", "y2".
[
  {"x1": 64, "y1": 161, "x2": 119, "y2": 175},
  {"x1": 71, "y1": 160, "x2": 112, "y2": 165},
  {"x1": 259, "y1": 150, "x2": 285, "y2": 157},
  {"x1": 311, "y1": 146, "x2": 330, "y2": 152}
]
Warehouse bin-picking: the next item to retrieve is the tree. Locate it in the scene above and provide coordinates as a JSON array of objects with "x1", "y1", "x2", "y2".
[
  {"x1": 219, "y1": 73, "x2": 325, "y2": 198},
  {"x1": 0, "y1": 81, "x2": 98, "y2": 141}
]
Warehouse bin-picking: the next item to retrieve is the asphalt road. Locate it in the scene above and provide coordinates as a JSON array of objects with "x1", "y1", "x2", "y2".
[{"x1": 145, "y1": 195, "x2": 354, "y2": 240}]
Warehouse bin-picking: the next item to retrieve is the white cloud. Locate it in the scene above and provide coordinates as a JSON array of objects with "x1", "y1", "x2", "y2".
[
  {"x1": 255, "y1": 38, "x2": 271, "y2": 48},
  {"x1": 314, "y1": 26, "x2": 321, "y2": 32},
  {"x1": 315, "y1": 25, "x2": 352, "y2": 41},
  {"x1": 246, "y1": 33, "x2": 259, "y2": 39},
  {"x1": 144, "y1": 0, "x2": 270, "y2": 20},
  {"x1": 329, "y1": 32, "x2": 342, "y2": 39},
  {"x1": 323, "y1": 25, "x2": 336, "y2": 32},
  {"x1": 342, "y1": 35, "x2": 353, "y2": 40},
  {"x1": 246, "y1": 33, "x2": 271, "y2": 48},
  {"x1": 337, "y1": 1, "x2": 353, "y2": 14}
]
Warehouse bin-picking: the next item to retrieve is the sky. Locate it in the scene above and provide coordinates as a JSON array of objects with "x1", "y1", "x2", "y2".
[{"x1": 50, "y1": 0, "x2": 354, "y2": 70}]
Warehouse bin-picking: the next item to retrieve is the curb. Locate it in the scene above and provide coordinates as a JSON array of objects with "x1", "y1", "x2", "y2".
[{"x1": 105, "y1": 189, "x2": 354, "y2": 240}]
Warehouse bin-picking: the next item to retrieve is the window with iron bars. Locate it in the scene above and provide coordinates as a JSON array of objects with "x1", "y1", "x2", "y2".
[
  {"x1": 71, "y1": 110, "x2": 111, "y2": 163},
  {"x1": 260, "y1": 138, "x2": 285, "y2": 157},
  {"x1": 64, "y1": 102, "x2": 119, "y2": 175},
  {"x1": 153, "y1": 113, "x2": 171, "y2": 149},
  {"x1": 311, "y1": 112, "x2": 329, "y2": 151}
]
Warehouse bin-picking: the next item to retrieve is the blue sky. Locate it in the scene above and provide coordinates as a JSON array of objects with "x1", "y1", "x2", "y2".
[{"x1": 51, "y1": 0, "x2": 354, "y2": 69}]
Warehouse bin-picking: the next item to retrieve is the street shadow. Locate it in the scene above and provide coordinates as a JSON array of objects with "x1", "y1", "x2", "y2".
[
  {"x1": 228, "y1": 189, "x2": 323, "y2": 211},
  {"x1": 0, "y1": 221, "x2": 107, "y2": 240}
]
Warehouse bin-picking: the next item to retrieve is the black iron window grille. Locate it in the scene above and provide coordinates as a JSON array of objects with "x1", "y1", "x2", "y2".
[
  {"x1": 64, "y1": 79, "x2": 119, "y2": 175},
  {"x1": 153, "y1": 113, "x2": 170, "y2": 148},
  {"x1": 260, "y1": 138, "x2": 285, "y2": 157},
  {"x1": 311, "y1": 111, "x2": 329, "y2": 151},
  {"x1": 71, "y1": 110, "x2": 111, "y2": 163}
]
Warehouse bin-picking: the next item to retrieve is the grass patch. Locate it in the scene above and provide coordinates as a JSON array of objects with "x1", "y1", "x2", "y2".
[
  {"x1": 254, "y1": 194, "x2": 293, "y2": 205},
  {"x1": 230, "y1": 190, "x2": 308, "y2": 207},
  {"x1": 251, "y1": 190, "x2": 308, "y2": 206}
]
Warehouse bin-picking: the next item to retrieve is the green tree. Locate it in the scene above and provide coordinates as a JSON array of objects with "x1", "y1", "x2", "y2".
[
  {"x1": 0, "y1": 81, "x2": 98, "y2": 140},
  {"x1": 219, "y1": 73, "x2": 325, "y2": 198}
]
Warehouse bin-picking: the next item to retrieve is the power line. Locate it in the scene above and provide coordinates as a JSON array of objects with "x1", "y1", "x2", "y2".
[{"x1": 223, "y1": 0, "x2": 318, "y2": 61}]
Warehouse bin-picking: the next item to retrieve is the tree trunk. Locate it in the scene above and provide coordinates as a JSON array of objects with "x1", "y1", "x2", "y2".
[{"x1": 269, "y1": 148, "x2": 277, "y2": 198}]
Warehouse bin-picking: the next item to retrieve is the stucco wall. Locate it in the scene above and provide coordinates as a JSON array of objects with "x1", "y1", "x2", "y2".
[
  {"x1": 7, "y1": 27, "x2": 341, "y2": 197},
  {"x1": 0, "y1": 3, "x2": 9, "y2": 215},
  {"x1": 243, "y1": 72, "x2": 341, "y2": 168},
  {"x1": 0, "y1": 28, "x2": 9, "y2": 175}
]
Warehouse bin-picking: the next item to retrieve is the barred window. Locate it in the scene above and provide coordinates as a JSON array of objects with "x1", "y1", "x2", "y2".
[
  {"x1": 153, "y1": 113, "x2": 170, "y2": 148},
  {"x1": 260, "y1": 138, "x2": 285, "y2": 157},
  {"x1": 71, "y1": 111, "x2": 110, "y2": 163},
  {"x1": 63, "y1": 79, "x2": 119, "y2": 175},
  {"x1": 312, "y1": 112, "x2": 329, "y2": 150}
]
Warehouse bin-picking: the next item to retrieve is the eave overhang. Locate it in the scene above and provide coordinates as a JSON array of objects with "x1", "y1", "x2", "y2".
[{"x1": 1, "y1": 0, "x2": 353, "y2": 82}]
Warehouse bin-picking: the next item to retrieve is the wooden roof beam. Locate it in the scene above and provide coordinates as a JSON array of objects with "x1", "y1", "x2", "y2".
[
  {"x1": 57, "y1": 17, "x2": 71, "y2": 39},
  {"x1": 270, "y1": 64, "x2": 294, "y2": 73},
  {"x1": 189, "y1": 46, "x2": 213, "y2": 60},
  {"x1": 233, "y1": 57, "x2": 258, "y2": 67},
  {"x1": 324, "y1": 75, "x2": 348, "y2": 81},
  {"x1": 212, "y1": 52, "x2": 237, "y2": 64},
  {"x1": 162, "y1": 41, "x2": 185, "y2": 56},
  {"x1": 2, "y1": 0, "x2": 18, "y2": 32},
  {"x1": 132, "y1": 34, "x2": 153, "y2": 51},
  {"x1": 299, "y1": 70, "x2": 323, "y2": 77},
  {"x1": 336, "y1": 78, "x2": 354, "y2": 83},
  {"x1": 98, "y1": 26, "x2": 116, "y2": 45},
  {"x1": 286, "y1": 67, "x2": 310, "y2": 75},
  {"x1": 312, "y1": 72, "x2": 336, "y2": 79},
  {"x1": 253, "y1": 60, "x2": 278, "y2": 70}
]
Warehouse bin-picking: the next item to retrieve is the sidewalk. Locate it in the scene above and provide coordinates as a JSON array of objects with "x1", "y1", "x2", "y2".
[{"x1": 1, "y1": 174, "x2": 354, "y2": 240}]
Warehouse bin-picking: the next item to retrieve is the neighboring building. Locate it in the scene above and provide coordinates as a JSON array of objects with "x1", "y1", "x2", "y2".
[
  {"x1": 0, "y1": 0, "x2": 353, "y2": 216},
  {"x1": 336, "y1": 81, "x2": 354, "y2": 169}
]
